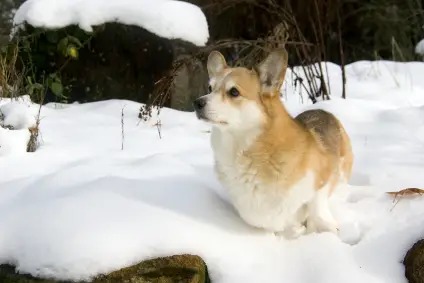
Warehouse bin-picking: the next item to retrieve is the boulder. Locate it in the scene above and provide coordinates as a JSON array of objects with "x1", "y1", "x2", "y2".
[
  {"x1": 0, "y1": 254, "x2": 210, "y2": 283},
  {"x1": 169, "y1": 54, "x2": 209, "y2": 112},
  {"x1": 15, "y1": 23, "x2": 175, "y2": 105},
  {"x1": 404, "y1": 239, "x2": 424, "y2": 283}
]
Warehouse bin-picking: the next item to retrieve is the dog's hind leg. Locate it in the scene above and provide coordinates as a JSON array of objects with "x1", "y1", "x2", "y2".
[{"x1": 306, "y1": 181, "x2": 338, "y2": 234}]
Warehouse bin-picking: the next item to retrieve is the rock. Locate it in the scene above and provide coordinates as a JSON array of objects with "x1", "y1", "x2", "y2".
[
  {"x1": 170, "y1": 54, "x2": 209, "y2": 112},
  {"x1": 0, "y1": 254, "x2": 210, "y2": 283},
  {"x1": 0, "y1": 264, "x2": 57, "y2": 283},
  {"x1": 404, "y1": 239, "x2": 424, "y2": 283},
  {"x1": 15, "y1": 23, "x2": 175, "y2": 105},
  {"x1": 93, "y1": 254, "x2": 210, "y2": 283}
]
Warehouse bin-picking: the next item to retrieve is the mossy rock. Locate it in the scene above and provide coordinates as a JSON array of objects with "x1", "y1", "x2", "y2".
[
  {"x1": 404, "y1": 239, "x2": 424, "y2": 283},
  {"x1": 0, "y1": 254, "x2": 210, "y2": 283}
]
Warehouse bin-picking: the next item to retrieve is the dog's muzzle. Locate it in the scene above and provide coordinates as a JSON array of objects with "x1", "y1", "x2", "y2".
[
  {"x1": 193, "y1": 97, "x2": 207, "y2": 110},
  {"x1": 193, "y1": 97, "x2": 207, "y2": 119}
]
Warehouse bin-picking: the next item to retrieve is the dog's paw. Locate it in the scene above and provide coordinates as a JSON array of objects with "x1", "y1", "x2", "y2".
[
  {"x1": 275, "y1": 225, "x2": 307, "y2": 240},
  {"x1": 322, "y1": 222, "x2": 339, "y2": 234},
  {"x1": 307, "y1": 217, "x2": 339, "y2": 235}
]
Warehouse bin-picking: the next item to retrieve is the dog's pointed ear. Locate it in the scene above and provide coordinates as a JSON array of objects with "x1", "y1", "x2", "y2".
[
  {"x1": 207, "y1": 51, "x2": 228, "y2": 77},
  {"x1": 257, "y1": 48, "x2": 288, "y2": 93}
]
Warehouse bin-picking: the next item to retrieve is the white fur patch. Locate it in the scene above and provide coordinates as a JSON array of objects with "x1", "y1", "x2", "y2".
[
  {"x1": 208, "y1": 78, "x2": 216, "y2": 88},
  {"x1": 224, "y1": 78, "x2": 237, "y2": 91},
  {"x1": 229, "y1": 171, "x2": 316, "y2": 232}
]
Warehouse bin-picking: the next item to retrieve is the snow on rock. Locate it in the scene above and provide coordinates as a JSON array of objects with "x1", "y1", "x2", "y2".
[
  {"x1": 0, "y1": 100, "x2": 36, "y2": 130},
  {"x1": 1, "y1": 61, "x2": 424, "y2": 282},
  {"x1": 415, "y1": 39, "x2": 424, "y2": 56},
  {"x1": 0, "y1": 96, "x2": 38, "y2": 156},
  {"x1": 12, "y1": 0, "x2": 209, "y2": 46}
]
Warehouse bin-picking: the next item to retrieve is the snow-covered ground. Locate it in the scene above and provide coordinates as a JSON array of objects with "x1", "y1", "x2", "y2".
[{"x1": 1, "y1": 60, "x2": 424, "y2": 283}]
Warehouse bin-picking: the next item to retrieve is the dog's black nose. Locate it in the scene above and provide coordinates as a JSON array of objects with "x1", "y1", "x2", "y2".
[{"x1": 193, "y1": 97, "x2": 206, "y2": 110}]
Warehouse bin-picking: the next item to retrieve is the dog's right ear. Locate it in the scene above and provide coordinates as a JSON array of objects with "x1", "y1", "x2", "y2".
[{"x1": 207, "y1": 51, "x2": 228, "y2": 77}]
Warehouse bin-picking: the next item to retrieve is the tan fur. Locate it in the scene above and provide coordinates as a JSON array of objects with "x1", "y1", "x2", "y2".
[
  {"x1": 294, "y1": 109, "x2": 353, "y2": 193},
  {"x1": 193, "y1": 48, "x2": 354, "y2": 237},
  {"x1": 241, "y1": 94, "x2": 353, "y2": 192}
]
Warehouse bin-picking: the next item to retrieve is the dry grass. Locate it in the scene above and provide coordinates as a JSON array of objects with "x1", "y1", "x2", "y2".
[
  {"x1": 387, "y1": 188, "x2": 424, "y2": 211},
  {"x1": 0, "y1": 40, "x2": 43, "y2": 153},
  {"x1": 26, "y1": 125, "x2": 39, "y2": 152},
  {"x1": 0, "y1": 43, "x2": 24, "y2": 99}
]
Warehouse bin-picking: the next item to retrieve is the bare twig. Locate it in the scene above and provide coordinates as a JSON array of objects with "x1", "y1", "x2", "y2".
[
  {"x1": 27, "y1": 83, "x2": 46, "y2": 152},
  {"x1": 121, "y1": 104, "x2": 126, "y2": 150},
  {"x1": 337, "y1": 5, "x2": 347, "y2": 99},
  {"x1": 153, "y1": 120, "x2": 162, "y2": 139}
]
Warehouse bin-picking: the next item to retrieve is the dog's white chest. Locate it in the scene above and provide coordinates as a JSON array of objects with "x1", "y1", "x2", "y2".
[{"x1": 211, "y1": 129, "x2": 316, "y2": 232}]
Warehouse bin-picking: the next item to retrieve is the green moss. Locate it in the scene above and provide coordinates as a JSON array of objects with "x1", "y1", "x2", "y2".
[
  {"x1": 404, "y1": 239, "x2": 424, "y2": 283},
  {"x1": 0, "y1": 265, "x2": 59, "y2": 283},
  {"x1": 0, "y1": 255, "x2": 210, "y2": 283},
  {"x1": 94, "y1": 254, "x2": 210, "y2": 283}
]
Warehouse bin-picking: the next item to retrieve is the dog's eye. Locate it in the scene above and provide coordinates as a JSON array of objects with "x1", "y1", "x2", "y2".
[
  {"x1": 228, "y1": 87, "x2": 240, "y2": 97},
  {"x1": 208, "y1": 85, "x2": 212, "y2": 93}
]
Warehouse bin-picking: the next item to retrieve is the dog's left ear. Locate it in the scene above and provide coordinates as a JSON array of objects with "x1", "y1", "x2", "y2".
[
  {"x1": 207, "y1": 51, "x2": 228, "y2": 77},
  {"x1": 257, "y1": 48, "x2": 288, "y2": 94}
]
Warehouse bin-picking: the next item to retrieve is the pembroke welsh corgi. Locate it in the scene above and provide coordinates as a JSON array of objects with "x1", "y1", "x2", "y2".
[{"x1": 193, "y1": 49, "x2": 353, "y2": 239}]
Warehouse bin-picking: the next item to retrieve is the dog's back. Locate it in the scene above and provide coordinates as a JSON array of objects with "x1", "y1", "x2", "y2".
[{"x1": 295, "y1": 109, "x2": 353, "y2": 183}]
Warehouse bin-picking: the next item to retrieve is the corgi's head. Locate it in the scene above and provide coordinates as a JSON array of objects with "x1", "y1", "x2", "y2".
[{"x1": 193, "y1": 49, "x2": 288, "y2": 131}]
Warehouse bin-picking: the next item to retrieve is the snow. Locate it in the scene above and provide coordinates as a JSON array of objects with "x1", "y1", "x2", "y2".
[
  {"x1": 1, "y1": 60, "x2": 424, "y2": 283},
  {"x1": 415, "y1": 39, "x2": 424, "y2": 56},
  {"x1": 0, "y1": 96, "x2": 37, "y2": 156},
  {"x1": 0, "y1": 96, "x2": 36, "y2": 130},
  {"x1": 12, "y1": 0, "x2": 209, "y2": 46}
]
